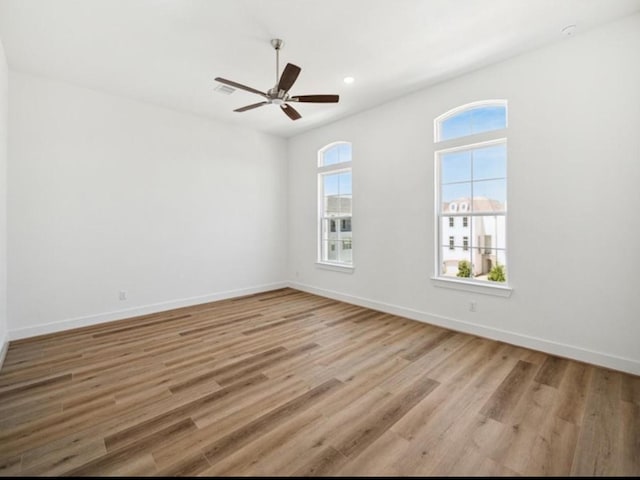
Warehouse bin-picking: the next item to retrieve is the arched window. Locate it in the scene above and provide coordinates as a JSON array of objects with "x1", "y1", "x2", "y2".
[
  {"x1": 318, "y1": 142, "x2": 352, "y2": 266},
  {"x1": 435, "y1": 101, "x2": 507, "y2": 285}
]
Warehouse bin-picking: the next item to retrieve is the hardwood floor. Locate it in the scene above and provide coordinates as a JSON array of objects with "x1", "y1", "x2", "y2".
[{"x1": 0, "y1": 288, "x2": 638, "y2": 476}]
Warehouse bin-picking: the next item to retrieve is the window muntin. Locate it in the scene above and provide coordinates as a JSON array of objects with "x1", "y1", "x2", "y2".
[
  {"x1": 435, "y1": 101, "x2": 507, "y2": 285},
  {"x1": 319, "y1": 142, "x2": 353, "y2": 266}
]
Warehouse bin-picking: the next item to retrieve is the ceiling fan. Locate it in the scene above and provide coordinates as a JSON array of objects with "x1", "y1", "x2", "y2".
[{"x1": 214, "y1": 39, "x2": 339, "y2": 121}]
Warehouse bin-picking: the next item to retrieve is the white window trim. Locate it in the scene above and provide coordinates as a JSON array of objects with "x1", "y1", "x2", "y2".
[
  {"x1": 431, "y1": 276, "x2": 512, "y2": 297},
  {"x1": 317, "y1": 142, "x2": 353, "y2": 269},
  {"x1": 434, "y1": 101, "x2": 509, "y2": 293},
  {"x1": 316, "y1": 261, "x2": 355, "y2": 273}
]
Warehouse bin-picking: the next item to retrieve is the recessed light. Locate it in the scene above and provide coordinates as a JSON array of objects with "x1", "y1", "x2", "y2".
[{"x1": 343, "y1": 76, "x2": 355, "y2": 84}]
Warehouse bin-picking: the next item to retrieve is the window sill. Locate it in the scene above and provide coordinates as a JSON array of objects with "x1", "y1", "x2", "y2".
[
  {"x1": 316, "y1": 262, "x2": 355, "y2": 273},
  {"x1": 431, "y1": 277, "x2": 512, "y2": 297}
]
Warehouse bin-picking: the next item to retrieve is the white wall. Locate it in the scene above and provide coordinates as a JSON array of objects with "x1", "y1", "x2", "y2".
[
  {"x1": 0, "y1": 36, "x2": 7, "y2": 363},
  {"x1": 8, "y1": 72, "x2": 287, "y2": 338},
  {"x1": 288, "y1": 14, "x2": 640, "y2": 374}
]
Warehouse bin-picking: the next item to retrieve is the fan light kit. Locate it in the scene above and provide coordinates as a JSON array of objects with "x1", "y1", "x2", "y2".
[{"x1": 214, "y1": 39, "x2": 339, "y2": 121}]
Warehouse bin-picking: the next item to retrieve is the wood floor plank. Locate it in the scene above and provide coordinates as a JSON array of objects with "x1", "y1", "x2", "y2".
[
  {"x1": 479, "y1": 360, "x2": 537, "y2": 423},
  {"x1": 333, "y1": 374, "x2": 439, "y2": 458},
  {"x1": 197, "y1": 409, "x2": 324, "y2": 476},
  {"x1": 65, "y1": 418, "x2": 197, "y2": 476},
  {"x1": 428, "y1": 415, "x2": 506, "y2": 476},
  {"x1": 621, "y1": 374, "x2": 640, "y2": 406},
  {"x1": 570, "y1": 368, "x2": 622, "y2": 475},
  {"x1": 202, "y1": 378, "x2": 344, "y2": 466},
  {"x1": 335, "y1": 430, "x2": 408, "y2": 476},
  {"x1": 534, "y1": 355, "x2": 569, "y2": 388},
  {"x1": 20, "y1": 438, "x2": 108, "y2": 476},
  {"x1": 523, "y1": 415, "x2": 579, "y2": 476},
  {"x1": 0, "y1": 287, "x2": 637, "y2": 476},
  {"x1": 0, "y1": 455, "x2": 21, "y2": 476},
  {"x1": 620, "y1": 400, "x2": 640, "y2": 476},
  {"x1": 486, "y1": 382, "x2": 560, "y2": 474},
  {"x1": 155, "y1": 452, "x2": 210, "y2": 477}
]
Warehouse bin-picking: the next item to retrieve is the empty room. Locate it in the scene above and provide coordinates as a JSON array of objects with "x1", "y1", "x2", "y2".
[{"x1": 0, "y1": 0, "x2": 639, "y2": 476}]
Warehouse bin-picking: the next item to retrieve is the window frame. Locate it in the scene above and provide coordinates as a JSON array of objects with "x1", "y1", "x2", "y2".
[
  {"x1": 317, "y1": 142, "x2": 353, "y2": 271},
  {"x1": 432, "y1": 101, "x2": 512, "y2": 296}
]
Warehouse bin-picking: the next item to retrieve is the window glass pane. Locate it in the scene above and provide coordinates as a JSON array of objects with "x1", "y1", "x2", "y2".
[
  {"x1": 322, "y1": 146, "x2": 340, "y2": 166},
  {"x1": 441, "y1": 183, "x2": 471, "y2": 213},
  {"x1": 338, "y1": 143, "x2": 352, "y2": 163},
  {"x1": 339, "y1": 240, "x2": 353, "y2": 264},
  {"x1": 441, "y1": 150, "x2": 471, "y2": 184},
  {"x1": 438, "y1": 104, "x2": 506, "y2": 141},
  {"x1": 321, "y1": 143, "x2": 351, "y2": 166},
  {"x1": 338, "y1": 172, "x2": 352, "y2": 195},
  {"x1": 440, "y1": 247, "x2": 472, "y2": 278},
  {"x1": 440, "y1": 218, "x2": 470, "y2": 246},
  {"x1": 472, "y1": 215, "x2": 506, "y2": 250},
  {"x1": 472, "y1": 179, "x2": 506, "y2": 212},
  {"x1": 336, "y1": 196, "x2": 351, "y2": 216},
  {"x1": 440, "y1": 109, "x2": 472, "y2": 141},
  {"x1": 443, "y1": 217, "x2": 454, "y2": 233},
  {"x1": 324, "y1": 240, "x2": 339, "y2": 261},
  {"x1": 324, "y1": 199, "x2": 339, "y2": 216},
  {"x1": 473, "y1": 249, "x2": 507, "y2": 282},
  {"x1": 473, "y1": 144, "x2": 506, "y2": 180},
  {"x1": 471, "y1": 106, "x2": 506, "y2": 135},
  {"x1": 323, "y1": 173, "x2": 339, "y2": 197}
]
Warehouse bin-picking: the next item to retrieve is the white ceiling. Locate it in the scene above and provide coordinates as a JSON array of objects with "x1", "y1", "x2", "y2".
[{"x1": 1, "y1": 0, "x2": 639, "y2": 138}]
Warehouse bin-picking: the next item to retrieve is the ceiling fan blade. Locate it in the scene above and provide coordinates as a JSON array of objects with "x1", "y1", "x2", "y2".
[
  {"x1": 278, "y1": 63, "x2": 301, "y2": 93},
  {"x1": 281, "y1": 104, "x2": 301, "y2": 121},
  {"x1": 291, "y1": 94, "x2": 339, "y2": 103},
  {"x1": 214, "y1": 77, "x2": 267, "y2": 98},
  {"x1": 234, "y1": 101, "x2": 269, "y2": 112}
]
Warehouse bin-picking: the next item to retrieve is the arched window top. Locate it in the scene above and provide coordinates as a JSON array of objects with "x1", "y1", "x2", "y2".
[
  {"x1": 319, "y1": 141, "x2": 352, "y2": 167},
  {"x1": 435, "y1": 100, "x2": 507, "y2": 142}
]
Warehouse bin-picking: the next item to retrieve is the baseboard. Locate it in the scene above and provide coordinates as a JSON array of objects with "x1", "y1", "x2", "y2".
[
  {"x1": 9, "y1": 281, "x2": 288, "y2": 341},
  {"x1": 289, "y1": 281, "x2": 640, "y2": 376},
  {"x1": 0, "y1": 333, "x2": 8, "y2": 372}
]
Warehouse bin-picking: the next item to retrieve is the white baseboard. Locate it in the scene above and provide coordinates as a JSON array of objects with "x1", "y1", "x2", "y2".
[
  {"x1": 9, "y1": 281, "x2": 288, "y2": 341},
  {"x1": 0, "y1": 333, "x2": 8, "y2": 372},
  {"x1": 289, "y1": 281, "x2": 640, "y2": 376}
]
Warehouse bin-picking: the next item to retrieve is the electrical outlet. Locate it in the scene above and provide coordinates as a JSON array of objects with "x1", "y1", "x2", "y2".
[
  {"x1": 119, "y1": 290, "x2": 127, "y2": 301},
  {"x1": 469, "y1": 301, "x2": 476, "y2": 312}
]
